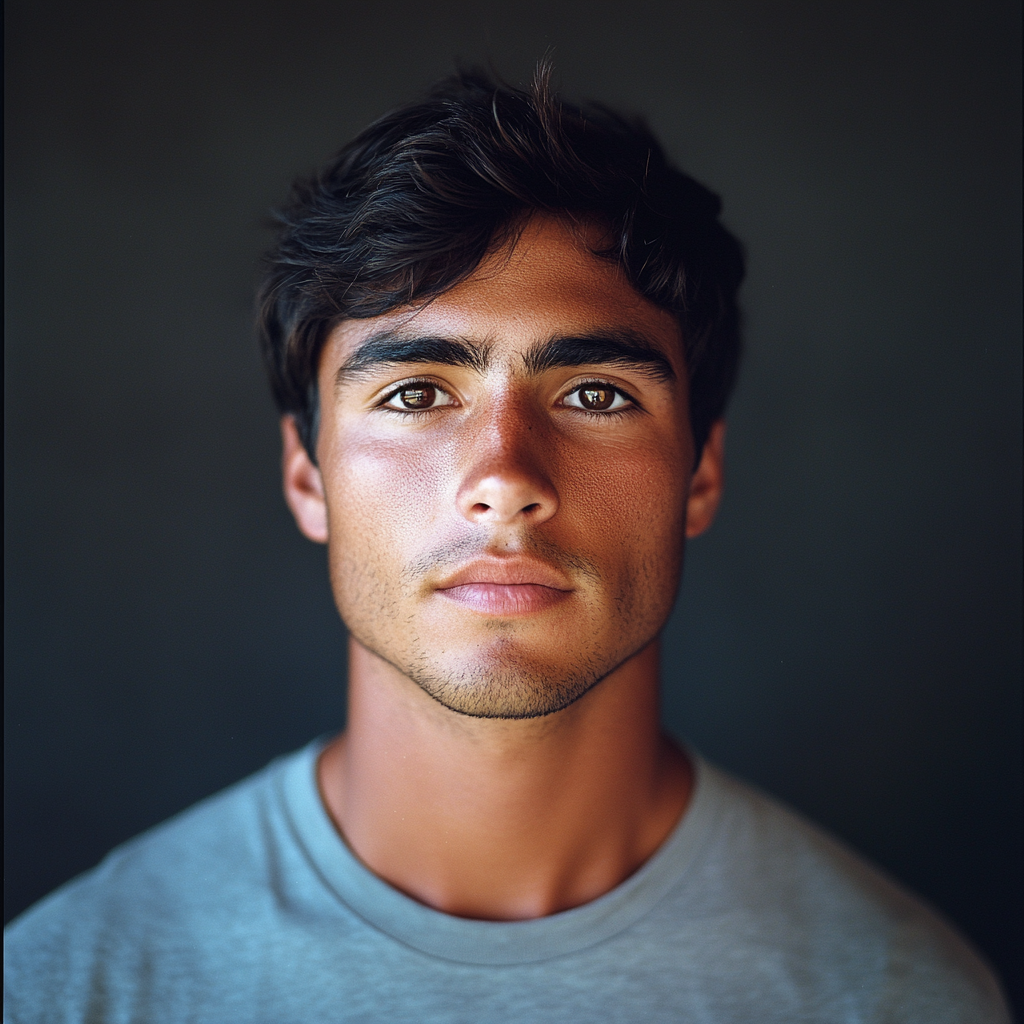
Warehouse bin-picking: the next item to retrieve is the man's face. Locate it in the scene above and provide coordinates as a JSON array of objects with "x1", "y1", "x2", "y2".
[{"x1": 303, "y1": 216, "x2": 703, "y2": 719}]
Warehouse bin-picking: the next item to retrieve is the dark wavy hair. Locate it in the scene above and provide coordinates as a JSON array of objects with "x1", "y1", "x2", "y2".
[{"x1": 257, "y1": 65, "x2": 745, "y2": 462}]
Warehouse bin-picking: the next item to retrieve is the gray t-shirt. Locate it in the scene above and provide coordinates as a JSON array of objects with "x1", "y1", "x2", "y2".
[{"x1": 4, "y1": 741, "x2": 1010, "y2": 1023}]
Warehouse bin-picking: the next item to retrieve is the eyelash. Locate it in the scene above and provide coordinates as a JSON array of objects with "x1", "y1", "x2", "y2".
[
  {"x1": 375, "y1": 378, "x2": 641, "y2": 416},
  {"x1": 377, "y1": 379, "x2": 455, "y2": 414},
  {"x1": 563, "y1": 380, "x2": 640, "y2": 416}
]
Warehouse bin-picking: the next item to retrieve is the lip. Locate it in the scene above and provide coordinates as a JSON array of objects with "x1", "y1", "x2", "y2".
[{"x1": 435, "y1": 558, "x2": 573, "y2": 616}]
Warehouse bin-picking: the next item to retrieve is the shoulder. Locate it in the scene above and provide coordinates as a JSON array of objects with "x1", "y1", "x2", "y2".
[
  {"x1": 682, "y1": 759, "x2": 1011, "y2": 1023},
  {"x1": 3, "y1": 745, "x2": 314, "y2": 1021}
]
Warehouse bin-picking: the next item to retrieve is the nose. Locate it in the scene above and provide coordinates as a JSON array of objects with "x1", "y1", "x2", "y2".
[{"x1": 456, "y1": 405, "x2": 559, "y2": 527}]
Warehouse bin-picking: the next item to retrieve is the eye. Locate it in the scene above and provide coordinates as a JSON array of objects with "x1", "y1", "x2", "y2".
[
  {"x1": 563, "y1": 383, "x2": 633, "y2": 412},
  {"x1": 381, "y1": 382, "x2": 456, "y2": 411}
]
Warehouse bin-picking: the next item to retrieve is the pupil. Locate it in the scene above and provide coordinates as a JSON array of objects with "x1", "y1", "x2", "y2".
[
  {"x1": 581, "y1": 387, "x2": 613, "y2": 410},
  {"x1": 401, "y1": 385, "x2": 435, "y2": 409}
]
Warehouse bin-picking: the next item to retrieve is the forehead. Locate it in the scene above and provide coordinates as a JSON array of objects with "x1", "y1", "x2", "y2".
[{"x1": 325, "y1": 215, "x2": 683, "y2": 364}]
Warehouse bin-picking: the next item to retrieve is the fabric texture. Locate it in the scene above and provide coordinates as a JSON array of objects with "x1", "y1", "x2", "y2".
[{"x1": 4, "y1": 740, "x2": 1010, "y2": 1023}]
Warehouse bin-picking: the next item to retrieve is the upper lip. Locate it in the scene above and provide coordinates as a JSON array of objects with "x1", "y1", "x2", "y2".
[{"x1": 435, "y1": 557, "x2": 573, "y2": 591}]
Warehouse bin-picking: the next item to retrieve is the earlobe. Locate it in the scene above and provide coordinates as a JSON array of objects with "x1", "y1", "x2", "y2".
[
  {"x1": 685, "y1": 420, "x2": 726, "y2": 539},
  {"x1": 281, "y1": 416, "x2": 329, "y2": 544}
]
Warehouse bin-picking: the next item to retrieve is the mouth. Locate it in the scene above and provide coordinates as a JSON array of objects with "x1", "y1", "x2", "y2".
[{"x1": 434, "y1": 558, "x2": 573, "y2": 616}]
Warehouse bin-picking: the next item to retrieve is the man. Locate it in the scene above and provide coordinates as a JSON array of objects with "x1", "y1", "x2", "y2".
[{"x1": 4, "y1": 67, "x2": 1009, "y2": 1023}]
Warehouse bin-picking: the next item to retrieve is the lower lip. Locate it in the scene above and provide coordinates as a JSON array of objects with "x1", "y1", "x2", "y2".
[{"x1": 437, "y1": 583, "x2": 570, "y2": 615}]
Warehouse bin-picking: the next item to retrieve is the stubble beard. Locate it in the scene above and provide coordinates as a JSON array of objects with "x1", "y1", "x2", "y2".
[
  {"x1": 334, "y1": 535, "x2": 672, "y2": 721},
  {"x1": 397, "y1": 631, "x2": 622, "y2": 719},
  {"x1": 348, "y1": 620, "x2": 651, "y2": 719}
]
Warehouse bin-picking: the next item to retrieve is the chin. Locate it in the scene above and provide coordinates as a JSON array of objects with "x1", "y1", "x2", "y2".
[{"x1": 405, "y1": 642, "x2": 616, "y2": 720}]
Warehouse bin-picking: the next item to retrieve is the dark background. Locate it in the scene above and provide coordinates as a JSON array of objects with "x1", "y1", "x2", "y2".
[{"x1": 5, "y1": 0, "x2": 1021, "y2": 1011}]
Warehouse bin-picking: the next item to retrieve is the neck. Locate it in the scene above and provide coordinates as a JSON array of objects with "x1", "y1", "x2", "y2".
[{"x1": 317, "y1": 637, "x2": 692, "y2": 921}]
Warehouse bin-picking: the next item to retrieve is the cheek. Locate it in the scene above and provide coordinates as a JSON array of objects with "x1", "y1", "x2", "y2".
[
  {"x1": 555, "y1": 438, "x2": 688, "y2": 623},
  {"x1": 317, "y1": 434, "x2": 457, "y2": 634},
  {"x1": 559, "y1": 440, "x2": 688, "y2": 549},
  {"x1": 322, "y1": 434, "x2": 452, "y2": 554}
]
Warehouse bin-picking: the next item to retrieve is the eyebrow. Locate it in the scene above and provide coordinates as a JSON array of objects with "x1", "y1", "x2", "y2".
[
  {"x1": 335, "y1": 333, "x2": 490, "y2": 386},
  {"x1": 521, "y1": 332, "x2": 676, "y2": 383},
  {"x1": 334, "y1": 328, "x2": 676, "y2": 386}
]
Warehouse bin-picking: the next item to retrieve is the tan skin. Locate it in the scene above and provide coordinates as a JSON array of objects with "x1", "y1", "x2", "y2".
[{"x1": 283, "y1": 215, "x2": 726, "y2": 921}]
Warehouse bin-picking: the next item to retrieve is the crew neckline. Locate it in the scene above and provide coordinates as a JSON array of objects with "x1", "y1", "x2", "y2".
[{"x1": 277, "y1": 738, "x2": 724, "y2": 965}]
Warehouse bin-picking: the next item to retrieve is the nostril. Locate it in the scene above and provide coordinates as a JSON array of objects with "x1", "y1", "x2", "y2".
[
  {"x1": 471, "y1": 503, "x2": 492, "y2": 514},
  {"x1": 521, "y1": 503, "x2": 540, "y2": 514}
]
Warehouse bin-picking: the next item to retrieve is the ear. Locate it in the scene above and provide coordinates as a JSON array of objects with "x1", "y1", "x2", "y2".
[
  {"x1": 685, "y1": 420, "x2": 726, "y2": 539},
  {"x1": 281, "y1": 415, "x2": 328, "y2": 544}
]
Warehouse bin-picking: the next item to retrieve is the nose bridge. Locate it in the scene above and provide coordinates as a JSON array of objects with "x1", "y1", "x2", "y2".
[
  {"x1": 457, "y1": 391, "x2": 558, "y2": 525},
  {"x1": 477, "y1": 391, "x2": 540, "y2": 463}
]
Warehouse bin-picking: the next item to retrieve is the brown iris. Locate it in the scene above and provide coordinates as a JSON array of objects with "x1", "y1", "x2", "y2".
[
  {"x1": 578, "y1": 386, "x2": 615, "y2": 410},
  {"x1": 399, "y1": 385, "x2": 436, "y2": 409}
]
